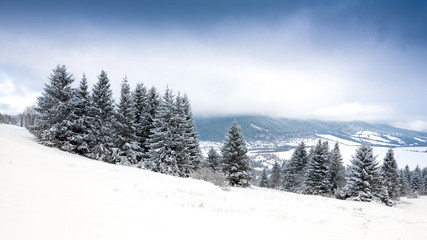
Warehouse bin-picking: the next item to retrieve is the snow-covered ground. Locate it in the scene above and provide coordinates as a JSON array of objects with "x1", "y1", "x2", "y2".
[{"x1": 1, "y1": 123, "x2": 427, "y2": 240}]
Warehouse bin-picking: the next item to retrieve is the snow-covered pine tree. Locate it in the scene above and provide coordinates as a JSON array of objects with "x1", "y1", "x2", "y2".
[
  {"x1": 181, "y1": 94, "x2": 202, "y2": 171},
  {"x1": 282, "y1": 141, "x2": 308, "y2": 192},
  {"x1": 205, "y1": 147, "x2": 221, "y2": 171},
  {"x1": 329, "y1": 142, "x2": 346, "y2": 192},
  {"x1": 34, "y1": 65, "x2": 74, "y2": 148},
  {"x1": 89, "y1": 70, "x2": 116, "y2": 163},
  {"x1": 259, "y1": 169, "x2": 269, "y2": 188},
  {"x1": 303, "y1": 140, "x2": 331, "y2": 195},
  {"x1": 221, "y1": 120, "x2": 252, "y2": 187},
  {"x1": 269, "y1": 161, "x2": 282, "y2": 189},
  {"x1": 114, "y1": 77, "x2": 141, "y2": 165},
  {"x1": 399, "y1": 166, "x2": 414, "y2": 197},
  {"x1": 174, "y1": 93, "x2": 193, "y2": 177},
  {"x1": 146, "y1": 88, "x2": 180, "y2": 176},
  {"x1": 140, "y1": 87, "x2": 160, "y2": 163},
  {"x1": 132, "y1": 82, "x2": 148, "y2": 163},
  {"x1": 423, "y1": 167, "x2": 427, "y2": 194},
  {"x1": 346, "y1": 142, "x2": 381, "y2": 201},
  {"x1": 411, "y1": 165, "x2": 423, "y2": 193},
  {"x1": 380, "y1": 148, "x2": 400, "y2": 200},
  {"x1": 66, "y1": 74, "x2": 94, "y2": 156}
]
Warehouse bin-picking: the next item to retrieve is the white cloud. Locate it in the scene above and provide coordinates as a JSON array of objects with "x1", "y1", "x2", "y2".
[
  {"x1": 393, "y1": 120, "x2": 427, "y2": 132},
  {"x1": 314, "y1": 102, "x2": 394, "y2": 121}
]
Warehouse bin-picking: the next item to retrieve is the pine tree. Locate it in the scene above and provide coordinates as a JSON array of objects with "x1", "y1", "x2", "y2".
[
  {"x1": 399, "y1": 166, "x2": 414, "y2": 197},
  {"x1": 114, "y1": 77, "x2": 141, "y2": 165},
  {"x1": 303, "y1": 140, "x2": 331, "y2": 195},
  {"x1": 89, "y1": 70, "x2": 115, "y2": 162},
  {"x1": 174, "y1": 93, "x2": 193, "y2": 177},
  {"x1": 66, "y1": 74, "x2": 94, "y2": 156},
  {"x1": 132, "y1": 82, "x2": 148, "y2": 163},
  {"x1": 329, "y1": 142, "x2": 346, "y2": 192},
  {"x1": 206, "y1": 147, "x2": 221, "y2": 171},
  {"x1": 146, "y1": 88, "x2": 180, "y2": 176},
  {"x1": 346, "y1": 142, "x2": 381, "y2": 201},
  {"x1": 282, "y1": 141, "x2": 308, "y2": 192},
  {"x1": 259, "y1": 169, "x2": 269, "y2": 188},
  {"x1": 34, "y1": 65, "x2": 74, "y2": 148},
  {"x1": 141, "y1": 87, "x2": 160, "y2": 163},
  {"x1": 269, "y1": 161, "x2": 282, "y2": 189},
  {"x1": 221, "y1": 120, "x2": 252, "y2": 187},
  {"x1": 381, "y1": 148, "x2": 400, "y2": 200},
  {"x1": 181, "y1": 94, "x2": 202, "y2": 171},
  {"x1": 411, "y1": 165, "x2": 423, "y2": 193}
]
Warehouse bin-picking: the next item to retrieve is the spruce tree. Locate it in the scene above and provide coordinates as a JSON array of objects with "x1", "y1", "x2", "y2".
[
  {"x1": 132, "y1": 82, "x2": 148, "y2": 162},
  {"x1": 34, "y1": 65, "x2": 74, "y2": 148},
  {"x1": 411, "y1": 165, "x2": 423, "y2": 193},
  {"x1": 90, "y1": 70, "x2": 115, "y2": 162},
  {"x1": 346, "y1": 142, "x2": 380, "y2": 201},
  {"x1": 282, "y1": 141, "x2": 308, "y2": 192},
  {"x1": 181, "y1": 94, "x2": 202, "y2": 171},
  {"x1": 141, "y1": 87, "x2": 160, "y2": 162},
  {"x1": 114, "y1": 77, "x2": 141, "y2": 165},
  {"x1": 329, "y1": 142, "x2": 346, "y2": 192},
  {"x1": 259, "y1": 169, "x2": 269, "y2": 188},
  {"x1": 146, "y1": 88, "x2": 180, "y2": 176},
  {"x1": 66, "y1": 74, "x2": 94, "y2": 156},
  {"x1": 269, "y1": 161, "x2": 282, "y2": 189},
  {"x1": 206, "y1": 147, "x2": 221, "y2": 171},
  {"x1": 221, "y1": 120, "x2": 252, "y2": 187},
  {"x1": 174, "y1": 93, "x2": 193, "y2": 177},
  {"x1": 399, "y1": 167, "x2": 413, "y2": 197},
  {"x1": 303, "y1": 140, "x2": 331, "y2": 195},
  {"x1": 381, "y1": 148, "x2": 400, "y2": 200}
]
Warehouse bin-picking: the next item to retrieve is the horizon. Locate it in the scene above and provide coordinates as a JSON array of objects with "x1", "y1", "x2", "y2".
[{"x1": 1, "y1": 0, "x2": 427, "y2": 131}]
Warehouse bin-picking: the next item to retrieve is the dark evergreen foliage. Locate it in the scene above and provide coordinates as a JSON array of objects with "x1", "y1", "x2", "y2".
[
  {"x1": 259, "y1": 169, "x2": 269, "y2": 188},
  {"x1": 381, "y1": 148, "x2": 400, "y2": 200},
  {"x1": 221, "y1": 120, "x2": 252, "y2": 187},
  {"x1": 303, "y1": 140, "x2": 331, "y2": 195},
  {"x1": 346, "y1": 142, "x2": 381, "y2": 202},
  {"x1": 206, "y1": 147, "x2": 221, "y2": 171},
  {"x1": 269, "y1": 161, "x2": 282, "y2": 189},
  {"x1": 329, "y1": 142, "x2": 346, "y2": 192},
  {"x1": 282, "y1": 141, "x2": 308, "y2": 192}
]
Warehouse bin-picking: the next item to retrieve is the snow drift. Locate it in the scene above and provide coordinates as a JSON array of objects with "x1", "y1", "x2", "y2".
[{"x1": 1, "y1": 124, "x2": 426, "y2": 240}]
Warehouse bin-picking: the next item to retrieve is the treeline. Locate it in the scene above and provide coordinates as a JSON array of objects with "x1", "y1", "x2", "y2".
[
  {"x1": 0, "y1": 107, "x2": 36, "y2": 127},
  {"x1": 257, "y1": 140, "x2": 427, "y2": 205},
  {"x1": 30, "y1": 65, "x2": 201, "y2": 177},
  {"x1": 29, "y1": 65, "x2": 253, "y2": 186}
]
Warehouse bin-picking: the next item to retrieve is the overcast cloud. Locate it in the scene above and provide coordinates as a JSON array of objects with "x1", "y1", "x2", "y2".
[{"x1": 1, "y1": 0, "x2": 427, "y2": 131}]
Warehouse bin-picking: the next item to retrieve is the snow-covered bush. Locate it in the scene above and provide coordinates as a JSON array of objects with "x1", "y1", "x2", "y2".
[{"x1": 190, "y1": 168, "x2": 228, "y2": 190}]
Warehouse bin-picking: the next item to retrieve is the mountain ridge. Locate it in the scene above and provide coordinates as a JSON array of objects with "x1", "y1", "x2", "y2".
[{"x1": 194, "y1": 115, "x2": 427, "y2": 148}]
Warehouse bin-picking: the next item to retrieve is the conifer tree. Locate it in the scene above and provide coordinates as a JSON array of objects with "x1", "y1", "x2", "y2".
[
  {"x1": 269, "y1": 161, "x2": 282, "y2": 189},
  {"x1": 206, "y1": 147, "x2": 221, "y2": 171},
  {"x1": 259, "y1": 169, "x2": 269, "y2": 188},
  {"x1": 346, "y1": 142, "x2": 381, "y2": 201},
  {"x1": 114, "y1": 77, "x2": 140, "y2": 165},
  {"x1": 89, "y1": 70, "x2": 115, "y2": 162},
  {"x1": 34, "y1": 65, "x2": 74, "y2": 148},
  {"x1": 329, "y1": 142, "x2": 346, "y2": 192},
  {"x1": 399, "y1": 167, "x2": 414, "y2": 197},
  {"x1": 132, "y1": 82, "x2": 148, "y2": 162},
  {"x1": 141, "y1": 87, "x2": 160, "y2": 162},
  {"x1": 66, "y1": 74, "x2": 94, "y2": 156},
  {"x1": 303, "y1": 140, "x2": 331, "y2": 195},
  {"x1": 381, "y1": 148, "x2": 400, "y2": 200},
  {"x1": 146, "y1": 88, "x2": 180, "y2": 175},
  {"x1": 411, "y1": 165, "x2": 423, "y2": 193},
  {"x1": 181, "y1": 94, "x2": 202, "y2": 170},
  {"x1": 282, "y1": 141, "x2": 308, "y2": 192},
  {"x1": 221, "y1": 120, "x2": 252, "y2": 187}
]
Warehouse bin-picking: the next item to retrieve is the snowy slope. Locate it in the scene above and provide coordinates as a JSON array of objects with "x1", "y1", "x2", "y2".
[{"x1": 1, "y1": 124, "x2": 427, "y2": 240}]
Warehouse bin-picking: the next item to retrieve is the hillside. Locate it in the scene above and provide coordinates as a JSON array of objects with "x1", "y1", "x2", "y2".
[
  {"x1": 195, "y1": 116, "x2": 427, "y2": 148},
  {"x1": 1, "y1": 123, "x2": 427, "y2": 239}
]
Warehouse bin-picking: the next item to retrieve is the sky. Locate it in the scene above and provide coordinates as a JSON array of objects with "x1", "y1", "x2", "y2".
[{"x1": 1, "y1": 0, "x2": 427, "y2": 131}]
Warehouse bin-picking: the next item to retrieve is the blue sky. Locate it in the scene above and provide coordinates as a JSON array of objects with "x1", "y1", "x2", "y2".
[{"x1": 1, "y1": 0, "x2": 427, "y2": 131}]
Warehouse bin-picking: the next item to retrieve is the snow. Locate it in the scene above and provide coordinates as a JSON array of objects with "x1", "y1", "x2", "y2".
[
  {"x1": 353, "y1": 131, "x2": 391, "y2": 143},
  {"x1": 316, "y1": 134, "x2": 360, "y2": 146},
  {"x1": 1, "y1": 123, "x2": 427, "y2": 240},
  {"x1": 414, "y1": 137, "x2": 427, "y2": 143}
]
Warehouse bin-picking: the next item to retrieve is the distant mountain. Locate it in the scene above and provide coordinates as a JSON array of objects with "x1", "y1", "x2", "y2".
[{"x1": 194, "y1": 115, "x2": 427, "y2": 148}]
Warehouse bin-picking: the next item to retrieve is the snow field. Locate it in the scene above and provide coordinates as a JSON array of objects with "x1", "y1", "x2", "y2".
[{"x1": 1, "y1": 124, "x2": 427, "y2": 240}]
